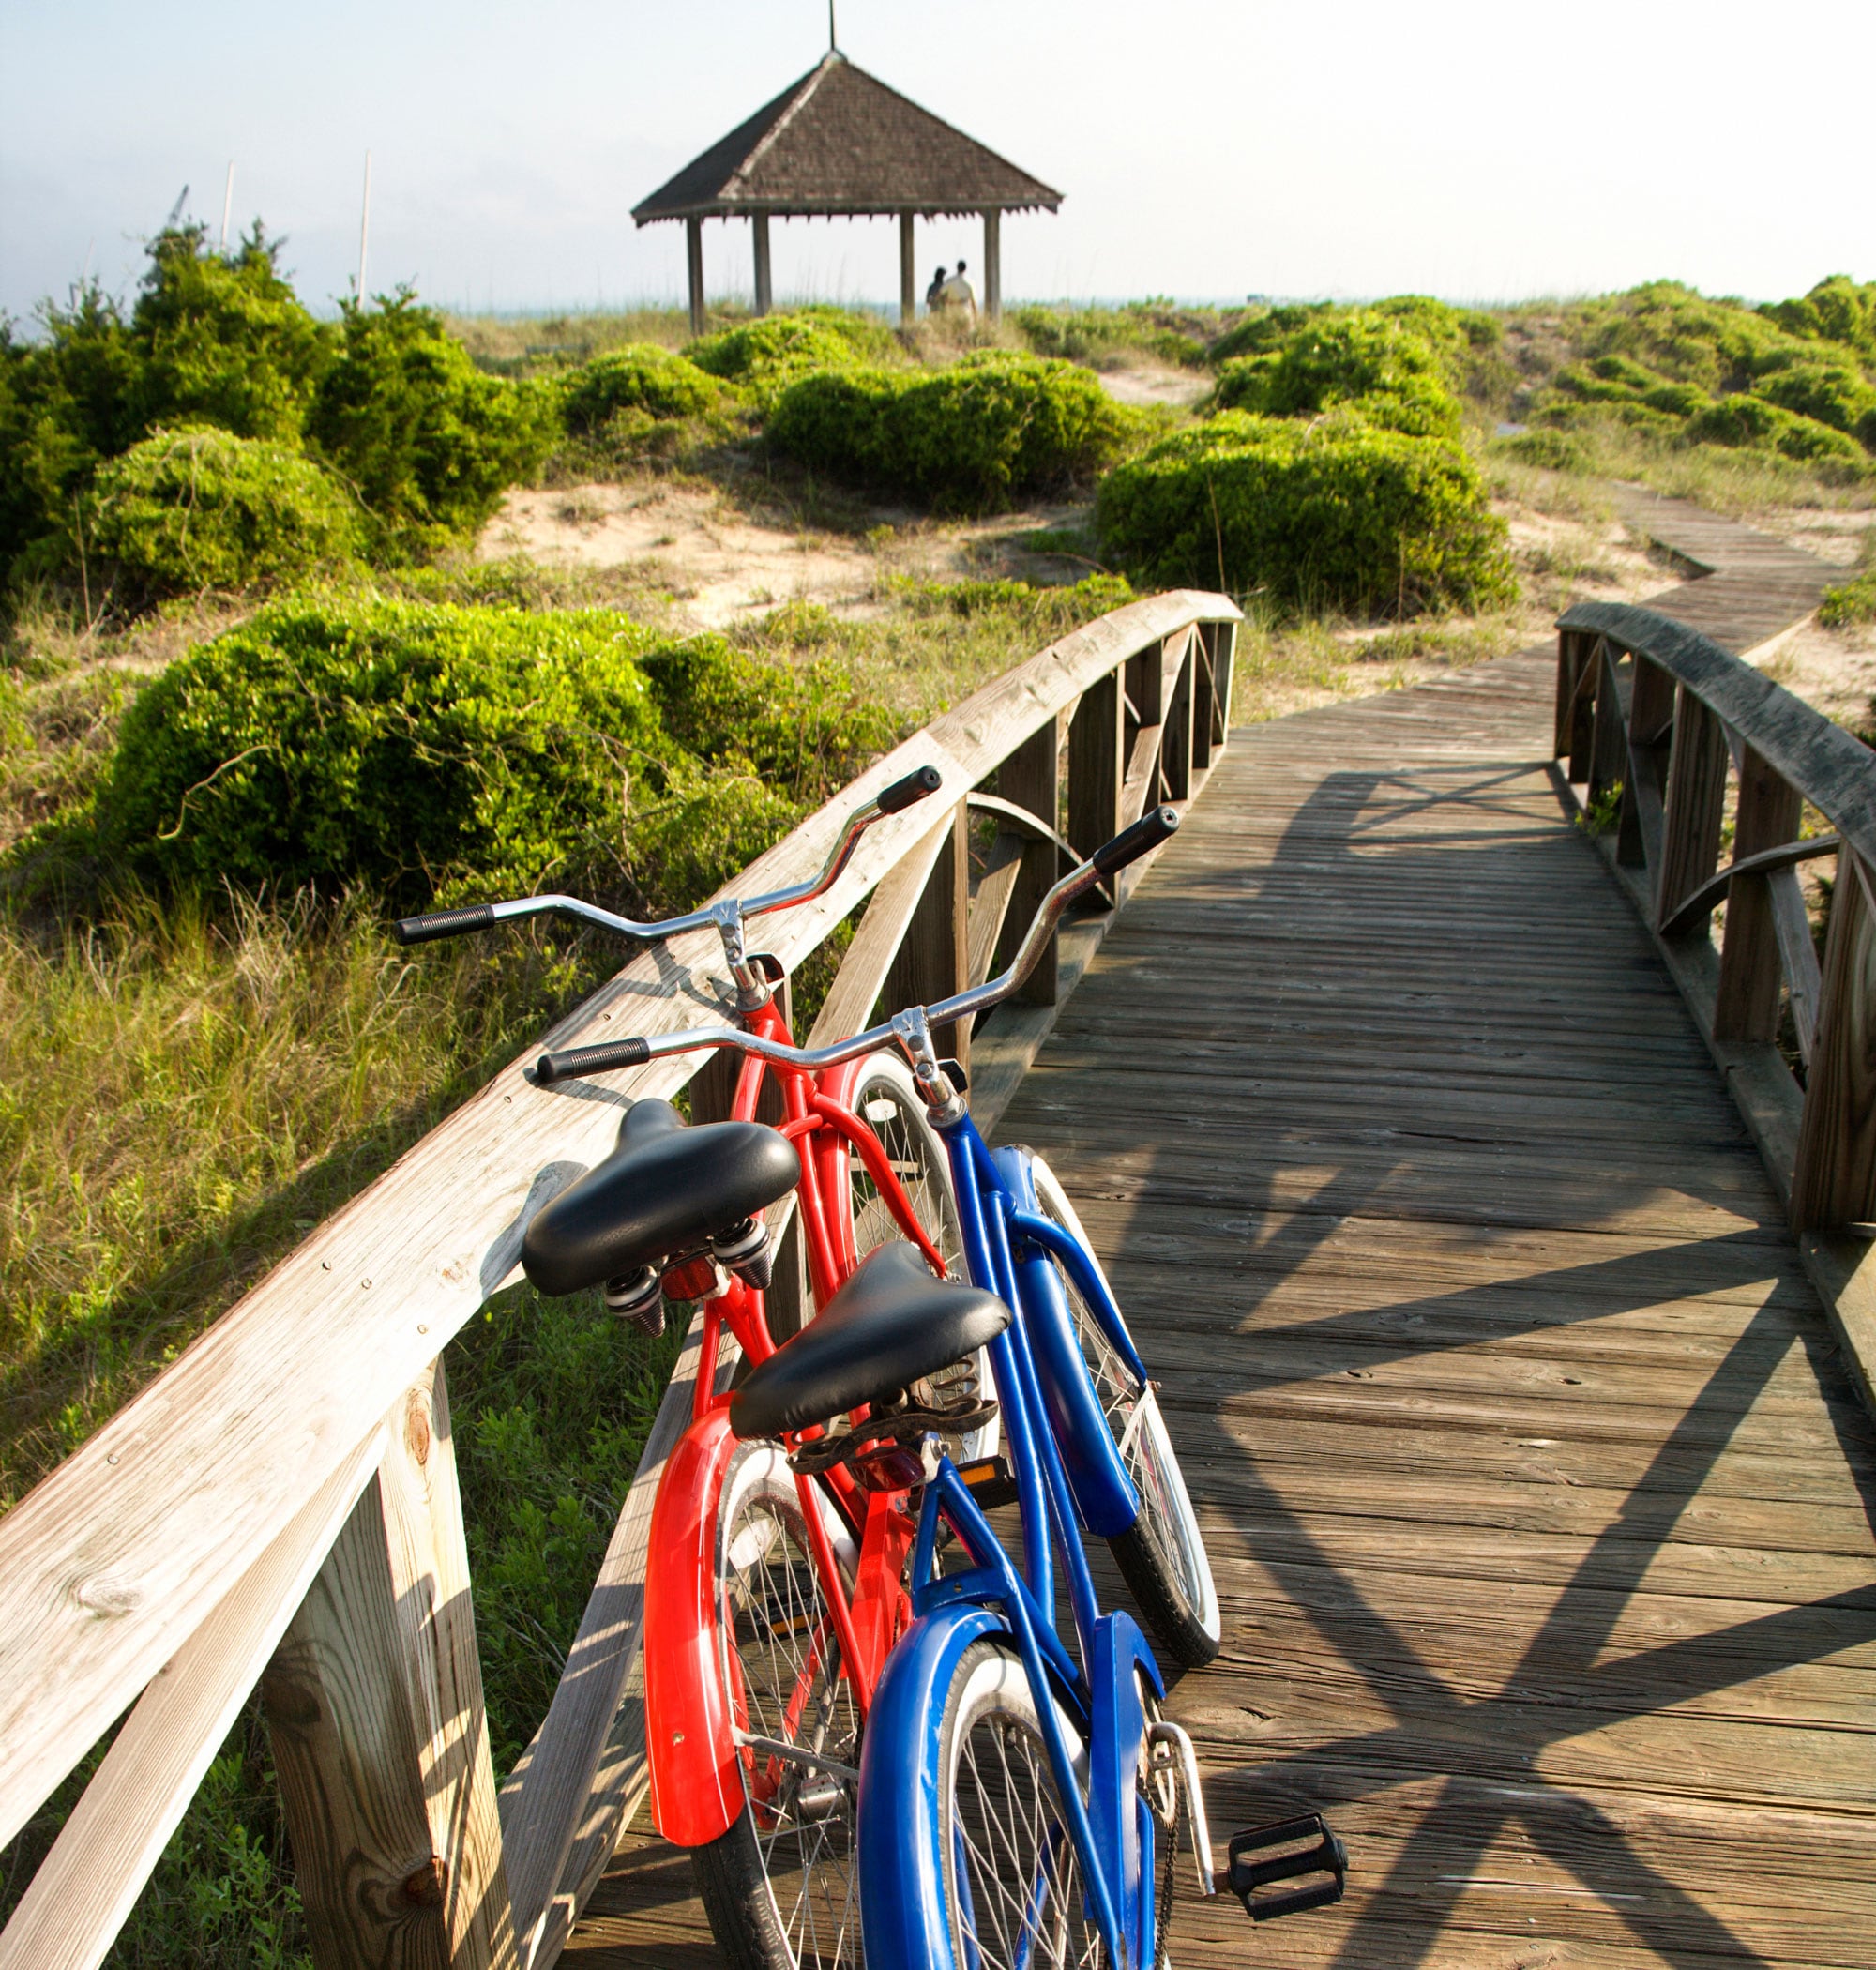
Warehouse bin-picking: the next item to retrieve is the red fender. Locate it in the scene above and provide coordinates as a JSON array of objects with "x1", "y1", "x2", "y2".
[{"x1": 643, "y1": 1407, "x2": 744, "y2": 1847}]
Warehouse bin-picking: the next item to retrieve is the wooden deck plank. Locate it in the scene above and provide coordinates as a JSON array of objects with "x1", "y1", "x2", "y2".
[{"x1": 563, "y1": 512, "x2": 1872, "y2": 1963}]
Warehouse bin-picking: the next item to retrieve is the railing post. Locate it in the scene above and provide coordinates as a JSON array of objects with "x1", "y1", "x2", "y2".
[
  {"x1": 262, "y1": 1363, "x2": 517, "y2": 1970},
  {"x1": 1792, "y1": 854, "x2": 1876, "y2": 1230},
  {"x1": 1559, "y1": 629, "x2": 1596, "y2": 782},
  {"x1": 1207, "y1": 619, "x2": 1235, "y2": 739},
  {"x1": 883, "y1": 798, "x2": 971, "y2": 1072},
  {"x1": 1714, "y1": 748, "x2": 1805, "y2": 1042},
  {"x1": 1067, "y1": 667, "x2": 1125, "y2": 864},
  {"x1": 1587, "y1": 642, "x2": 1627, "y2": 819},
  {"x1": 1616, "y1": 652, "x2": 1675, "y2": 870},
  {"x1": 1653, "y1": 687, "x2": 1730, "y2": 933},
  {"x1": 1161, "y1": 636, "x2": 1194, "y2": 803},
  {"x1": 991, "y1": 716, "x2": 1063, "y2": 1006}
]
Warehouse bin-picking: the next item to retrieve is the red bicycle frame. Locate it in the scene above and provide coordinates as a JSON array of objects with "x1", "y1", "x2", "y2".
[{"x1": 643, "y1": 992, "x2": 941, "y2": 1847}]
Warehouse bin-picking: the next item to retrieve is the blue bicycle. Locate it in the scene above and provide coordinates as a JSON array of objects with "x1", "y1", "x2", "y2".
[{"x1": 537, "y1": 805, "x2": 1347, "y2": 1967}]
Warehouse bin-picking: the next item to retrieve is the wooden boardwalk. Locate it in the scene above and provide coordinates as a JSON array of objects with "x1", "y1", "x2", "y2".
[{"x1": 568, "y1": 514, "x2": 1876, "y2": 1967}]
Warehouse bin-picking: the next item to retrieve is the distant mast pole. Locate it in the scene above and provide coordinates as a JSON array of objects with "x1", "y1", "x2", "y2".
[
  {"x1": 219, "y1": 162, "x2": 234, "y2": 252},
  {"x1": 828, "y1": 0, "x2": 837, "y2": 50},
  {"x1": 356, "y1": 151, "x2": 372, "y2": 301}
]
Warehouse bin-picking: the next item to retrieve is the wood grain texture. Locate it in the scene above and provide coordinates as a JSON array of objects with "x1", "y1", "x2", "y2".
[
  {"x1": 991, "y1": 718, "x2": 1062, "y2": 1007},
  {"x1": 883, "y1": 798, "x2": 971, "y2": 1070},
  {"x1": 0, "y1": 1432, "x2": 383, "y2": 1970},
  {"x1": 376, "y1": 1363, "x2": 518, "y2": 1967},
  {"x1": 261, "y1": 1472, "x2": 454, "y2": 1970},
  {"x1": 1067, "y1": 665, "x2": 1124, "y2": 862},
  {"x1": 1651, "y1": 687, "x2": 1729, "y2": 933},
  {"x1": 1793, "y1": 854, "x2": 1876, "y2": 1230}
]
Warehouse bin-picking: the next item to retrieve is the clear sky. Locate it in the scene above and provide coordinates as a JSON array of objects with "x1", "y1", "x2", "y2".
[{"x1": 2, "y1": 0, "x2": 1869, "y2": 326}]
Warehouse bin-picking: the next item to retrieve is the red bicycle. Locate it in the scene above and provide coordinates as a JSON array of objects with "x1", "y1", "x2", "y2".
[{"x1": 396, "y1": 766, "x2": 974, "y2": 1967}]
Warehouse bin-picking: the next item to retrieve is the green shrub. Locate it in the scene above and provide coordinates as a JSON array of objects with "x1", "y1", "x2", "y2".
[
  {"x1": 1212, "y1": 314, "x2": 1461, "y2": 437},
  {"x1": 132, "y1": 225, "x2": 331, "y2": 445},
  {"x1": 768, "y1": 350, "x2": 1129, "y2": 511},
  {"x1": 309, "y1": 296, "x2": 556, "y2": 552},
  {"x1": 1499, "y1": 428, "x2": 1592, "y2": 473},
  {"x1": 101, "y1": 596, "x2": 670, "y2": 902},
  {"x1": 1749, "y1": 355, "x2": 1876, "y2": 441},
  {"x1": 687, "y1": 312, "x2": 877, "y2": 409},
  {"x1": 83, "y1": 428, "x2": 360, "y2": 600},
  {"x1": 560, "y1": 343, "x2": 726, "y2": 432},
  {"x1": 1207, "y1": 303, "x2": 1337, "y2": 367},
  {"x1": 1761, "y1": 275, "x2": 1876, "y2": 362},
  {"x1": 1685, "y1": 394, "x2": 1868, "y2": 474},
  {"x1": 1097, "y1": 409, "x2": 1515, "y2": 615},
  {"x1": 1822, "y1": 573, "x2": 1876, "y2": 629}
]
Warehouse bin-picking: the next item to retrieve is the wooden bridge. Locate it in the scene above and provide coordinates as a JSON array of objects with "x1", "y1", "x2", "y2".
[{"x1": 4, "y1": 499, "x2": 1873, "y2": 1969}]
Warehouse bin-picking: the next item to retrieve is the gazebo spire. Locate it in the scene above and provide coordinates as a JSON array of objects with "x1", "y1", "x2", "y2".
[{"x1": 633, "y1": 48, "x2": 1060, "y2": 332}]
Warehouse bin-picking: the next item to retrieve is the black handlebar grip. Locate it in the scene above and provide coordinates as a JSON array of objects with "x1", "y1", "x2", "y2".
[
  {"x1": 1091, "y1": 804, "x2": 1181, "y2": 878},
  {"x1": 394, "y1": 903, "x2": 495, "y2": 946},
  {"x1": 535, "y1": 1036, "x2": 652, "y2": 1084},
  {"x1": 876, "y1": 764, "x2": 943, "y2": 814}
]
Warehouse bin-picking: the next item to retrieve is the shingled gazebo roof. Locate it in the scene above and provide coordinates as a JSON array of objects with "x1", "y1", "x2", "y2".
[{"x1": 632, "y1": 51, "x2": 1061, "y2": 224}]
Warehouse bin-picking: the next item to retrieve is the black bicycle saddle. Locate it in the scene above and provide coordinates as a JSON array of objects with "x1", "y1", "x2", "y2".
[
  {"x1": 730, "y1": 1239, "x2": 1012, "y2": 1440},
  {"x1": 522, "y1": 1098, "x2": 799, "y2": 1296}
]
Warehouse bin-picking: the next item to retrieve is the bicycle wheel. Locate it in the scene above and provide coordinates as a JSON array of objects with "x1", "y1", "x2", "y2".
[
  {"x1": 1029, "y1": 1158, "x2": 1221, "y2": 1669},
  {"x1": 691, "y1": 1443, "x2": 863, "y2": 1970},
  {"x1": 845, "y1": 1052, "x2": 997, "y2": 1462},
  {"x1": 937, "y1": 1639, "x2": 1101, "y2": 1970}
]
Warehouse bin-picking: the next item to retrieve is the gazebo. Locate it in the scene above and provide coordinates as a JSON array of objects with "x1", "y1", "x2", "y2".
[{"x1": 632, "y1": 48, "x2": 1061, "y2": 333}]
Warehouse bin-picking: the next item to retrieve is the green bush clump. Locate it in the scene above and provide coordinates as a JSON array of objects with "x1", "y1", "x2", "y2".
[
  {"x1": 1749, "y1": 355, "x2": 1876, "y2": 443},
  {"x1": 82, "y1": 428, "x2": 361, "y2": 600},
  {"x1": 132, "y1": 224, "x2": 331, "y2": 444},
  {"x1": 1097, "y1": 409, "x2": 1514, "y2": 614},
  {"x1": 101, "y1": 596, "x2": 670, "y2": 903},
  {"x1": 1212, "y1": 314, "x2": 1461, "y2": 437},
  {"x1": 310, "y1": 296, "x2": 557, "y2": 551},
  {"x1": 560, "y1": 343, "x2": 726, "y2": 432},
  {"x1": 1822, "y1": 570, "x2": 1876, "y2": 629},
  {"x1": 1761, "y1": 275, "x2": 1876, "y2": 362},
  {"x1": 768, "y1": 350, "x2": 1129, "y2": 511},
  {"x1": 1495, "y1": 429, "x2": 1589, "y2": 473},
  {"x1": 687, "y1": 311, "x2": 881, "y2": 409},
  {"x1": 1207, "y1": 303, "x2": 1338, "y2": 368},
  {"x1": 1685, "y1": 394, "x2": 1868, "y2": 474}
]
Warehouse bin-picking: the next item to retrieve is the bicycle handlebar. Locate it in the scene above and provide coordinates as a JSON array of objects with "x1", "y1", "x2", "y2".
[
  {"x1": 534, "y1": 804, "x2": 1181, "y2": 1088},
  {"x1": 391, "y1": 764, "x2": 945, "y2": 949}
]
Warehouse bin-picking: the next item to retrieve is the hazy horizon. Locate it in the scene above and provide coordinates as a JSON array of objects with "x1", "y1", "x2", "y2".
[{"x1": 4, "y1": 0, "x2": 1870, "y2": 326}]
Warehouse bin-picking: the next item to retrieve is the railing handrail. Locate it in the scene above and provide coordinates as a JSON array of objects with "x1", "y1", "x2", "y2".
[
  {"x1": 0, "y1": 585, "x2": 1239, "y2": 1970},
  {"x1": 1558, "y1": 599, "x2": 1876, "y2": 870}
]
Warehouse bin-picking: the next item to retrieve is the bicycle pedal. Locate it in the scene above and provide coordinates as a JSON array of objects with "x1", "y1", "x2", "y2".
[
  {"x1": 955, "y1": 1455, "x2": 1018, "y2": 1510},
  {"x1": 1225, "y1": 1813, "x2": 1347, "y2": 1921}
]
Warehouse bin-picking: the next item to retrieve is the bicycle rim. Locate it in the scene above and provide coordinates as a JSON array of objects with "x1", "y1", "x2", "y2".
[
  {"x1": 714, "y1": 1449, "x2": 861, "y2": 1967},
  {"x1": 940, "y1": 1641, "x2": 1101, "y2": 1970}
]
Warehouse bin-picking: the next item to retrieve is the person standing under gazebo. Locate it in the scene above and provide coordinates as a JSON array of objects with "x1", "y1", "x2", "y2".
[{"x1": 942, "y1": 259, "x2": 976, "y2": 322}]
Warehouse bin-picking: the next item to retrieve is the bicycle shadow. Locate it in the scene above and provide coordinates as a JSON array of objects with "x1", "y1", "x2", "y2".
[{"x1": 994, "y1": 730, "x2": 1876, "y2": 1969}]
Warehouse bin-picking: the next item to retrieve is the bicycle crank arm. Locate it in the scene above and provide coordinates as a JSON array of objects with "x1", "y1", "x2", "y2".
[{"x1": 1146, "y1": 1718, "x2": 1216, "y2": 1895}]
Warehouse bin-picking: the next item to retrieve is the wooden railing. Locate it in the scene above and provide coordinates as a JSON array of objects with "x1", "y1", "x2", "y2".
[
  {"x1": 0, "y1": 589, "x2": 1240, "y2": 1970},
  {"x1": 1555, "y1": 599, "x2": 1876, "y2": 1411}
]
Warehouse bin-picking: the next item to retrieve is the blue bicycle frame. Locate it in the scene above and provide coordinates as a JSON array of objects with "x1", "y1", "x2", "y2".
[{"x1": 857, "y1": 1108, "x2": 1170, "y2": 1970}]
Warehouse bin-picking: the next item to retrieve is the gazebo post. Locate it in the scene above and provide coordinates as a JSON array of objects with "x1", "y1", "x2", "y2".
[
  {"x1": 900, "y1": 212, "x2": 916, "y2": 326},
  {"x1": 686, "y1": 217, "x2": 705, "y2": 338},
  {"x1": 983, "y1": 208, "x2": 1002, "y2": 323},
  {"x1": 751, "y1": 213, "x2": 773, "y2": 316}
]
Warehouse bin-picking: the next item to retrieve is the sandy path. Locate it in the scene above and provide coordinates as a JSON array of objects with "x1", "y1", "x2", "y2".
[{"x1": 477, "y1": 480, "x2": 1097, "y2": 629}]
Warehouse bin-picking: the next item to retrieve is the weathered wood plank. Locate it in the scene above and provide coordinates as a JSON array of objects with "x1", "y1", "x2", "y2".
[
  {"x1": 0, "y1": 1432, "x2": 385, "y2": 1970},
  {"x1": 1793, "y1": 855, "x2": 1876, "y2": 1229}
]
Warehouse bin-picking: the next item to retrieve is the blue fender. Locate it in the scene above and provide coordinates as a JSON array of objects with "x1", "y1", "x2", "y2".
[
  {"x1": 857, "y1": 1603, "x2": 1006, "y2": 1970},
  {"x1": 994, "y1": 1146, "x2": 1140, "y2": 1538},
  {"x1": 1088, "y1": 1610, "x2": 1166, "y2": 1969}
]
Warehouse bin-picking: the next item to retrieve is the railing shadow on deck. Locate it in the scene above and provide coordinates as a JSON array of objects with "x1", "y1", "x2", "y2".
[
  {"x1": 0, "y1": 589, "x2": 1241, "y2": 1970},
  {"x1": 1073, "y1": 710, "x2": 1876, "y2": 1969}
]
